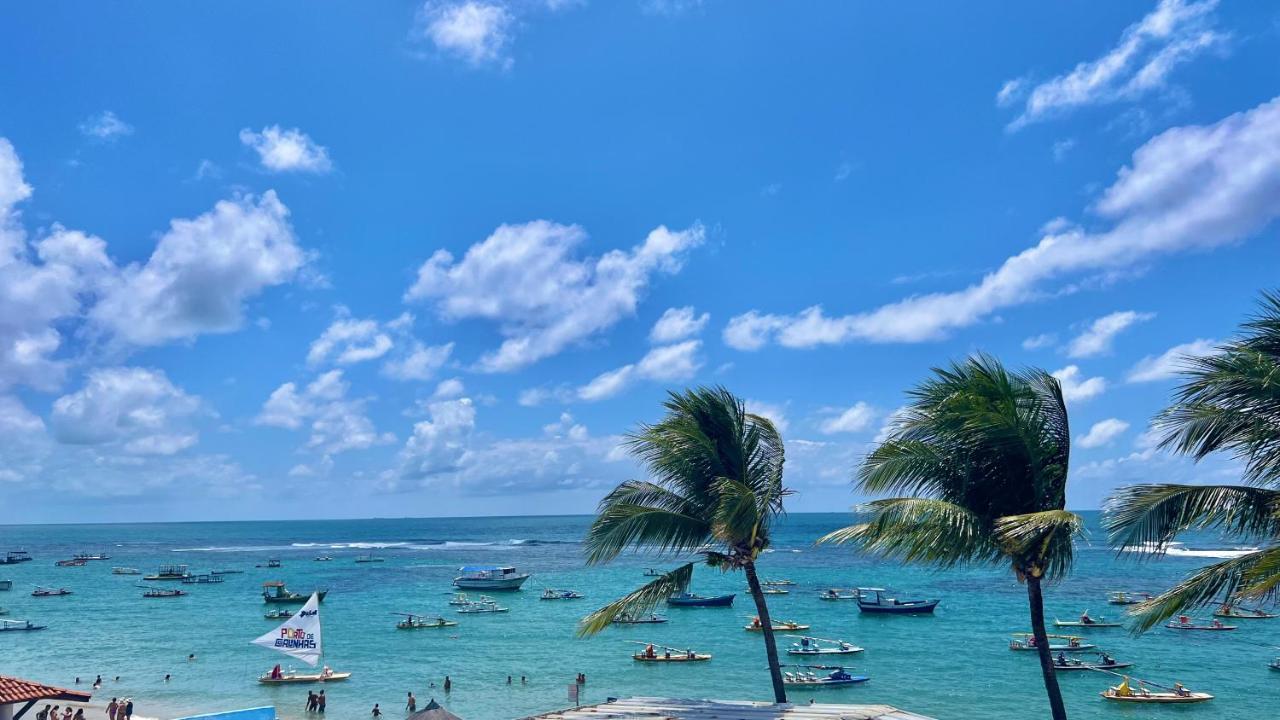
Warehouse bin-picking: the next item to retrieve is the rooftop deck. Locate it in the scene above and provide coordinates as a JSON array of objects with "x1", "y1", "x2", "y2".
[{"x1": 522, "y1": 697, "x2": 937, "y2": 720}]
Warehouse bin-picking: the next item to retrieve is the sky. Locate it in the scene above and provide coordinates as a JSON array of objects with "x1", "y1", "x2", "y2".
[{"x1": 1, "y1": 0, "x2": 1279, "y2": 523}]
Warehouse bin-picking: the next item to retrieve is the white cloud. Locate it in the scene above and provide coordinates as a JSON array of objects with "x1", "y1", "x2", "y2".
[
  {"x1": 1001, "y1": 0, "x2": 1226, "y2": 130},
  {"x1": 382, "y1": 340, "x2": 454, "y2": 381},
  {"x1": 91, "y1": 191, "x2": 307, "y2": 346},
  {"x1": 1127, "y1": 338, "x2": 1220, "y2": 382},
  {"x1": 406, "y1": 220, "x2": 704, "y2": 372},
  {"x1": 1052, "y1": 365, "x2": 1107, "y2": 403},
  {"x1": 256, "y1": 370, "x2": 393, "y2": 456},
  {"x1": 239, "y1": 125, "x2": 332, "y2": 174},
  {"x1": 650, "y1": 306, "x2": 709, "y2": 343},
  {"x1": 79, "y1": 111, "x2": 134, "y2": 141},
  {"x1": 641, "y1": 0, "x2": 702, "y2": 16},
  {"x1": 1052, "y1": 138, "x2": 1076, "y2": 162},
  {"x1": 834, "y1": 161, "x2": 853, "y2": 182},
  {"x1": 432, "y1": 378, "x2": 466, "y2": 399},
  {"x1": 1022, "y1": 333, "x2": 1057, "y2": 351},
  {"x1": 724, "y1": 95, "x2": 1280, "y2": 350},
  {"x1": 819, "y1": 402, "x2": 876, "y2": 435},
  {"x1": 1078, "y1": 418, "x2": 1130, "y2": 448},
  {"x1": 577, "y1": 340, "x2": 702, "y2": 402},
  {"x1": 51, "y1": 367, "x2": 200, "y2": 455},
  {"x1": 308, "y1": 308, "x2": 394, "y2": 366},
  {"x1": 417, "y1": 1, "x2": 514, "y2": 67},
  {"x1": 397, "y1": 397, "x2": 476, "y2": 479},
  {"x1": 746, "y1": 399, "x2": 788, "y2": 433},
  {"x1": 578, "y1": 365, "x2": 637, "y2": 403},
  {"x1": 1067, "y1": 310, "x2": 1154, "y2": 358}
]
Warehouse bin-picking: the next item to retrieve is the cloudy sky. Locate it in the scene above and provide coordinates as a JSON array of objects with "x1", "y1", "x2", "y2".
[{"x1": 1, "y1": 0, "x2": 1278, "y2": 522}]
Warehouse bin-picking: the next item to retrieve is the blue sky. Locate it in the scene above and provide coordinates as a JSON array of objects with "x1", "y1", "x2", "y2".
[{"x1": 2, "y1": 0, "x2": 1279, "y2": 522}]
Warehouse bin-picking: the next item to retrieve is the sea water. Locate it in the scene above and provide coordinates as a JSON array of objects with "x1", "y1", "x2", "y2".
[{"x1": 0, "y1": 513, "x2": 1275, "y2": 720}]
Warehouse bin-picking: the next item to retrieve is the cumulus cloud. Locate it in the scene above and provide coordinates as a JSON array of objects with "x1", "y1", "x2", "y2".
[
  {"x1": 51, "y1": 367, "x2": 200, "y2": 455},
  {"x1": 397, "y1": 397, "x2": 477, "y2": 479},
  {"x1": 1067, "y1": 310, "x2": 1154, "y2": 358},
  {"x1": 819, "y1": 402, "x2": 877, "y2": 435},
  {"x1": 257, "y1": 370, "x2": 394, "y2": 456},
  {"x1": 576, "y1": 340, "x2": 703, "y2": 402},
  {"x1": 746, "y1": 399, "x2": 788, "y2": 433},
  {"x1": 416, "y1": 1, "x2": 514, "y2": 67},
  {"x1": 650, "y1": 306, "x2": 709, "y2": 344},
  {"x1": 1022, "y1": 333, "x2": 1057, "y2": 351},
  {"x1": 1127, "y1": 338, "x2": 1219, "y2": 382},
  {"x1": 724, "y1": 95, "x2": 1280, "y2": 351},
  {"x1": 406, "y1": 220, "x2": 704, "y2": 372},
  {"x1": 1000, "y1": 0, "x2": 1227, "y2": 130},
  {"x1": 1078, "y1": 418, "x2": 1130, "y2": 448},
  {"x1": 79, "y1": 111, "x2": 134, "y2": 141},
  {"x1": 308, "y1": 308, "x2": 394, "y2": 366},
  {"x1": 1052, "y1": 365, "x2": 1107, "y2": 403},
  {"x1": 239, "y1": 125, "x2": 332, "y2": 174}
]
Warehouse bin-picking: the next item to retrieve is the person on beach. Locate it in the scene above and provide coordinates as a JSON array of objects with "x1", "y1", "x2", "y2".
[
  {"x1": 35, "y1": 705, "x2": 50, "y2": 720},
  {"x1": 317, "y1": 690, "x2": 326, "y2": 713},
  {"x1": 62, "y1": 708, "x2": 72, "y2": 720},
  {"x1": 49, "y1": 706, "x2": 59, "y2": 720},
  {"x1": 406, "y1": 693, "x2": 416, "y2": 712},
  {"x1": 106, "y1": 698, "x2": 118, "y2": 720},
  {"x1": 74, "y1": 710, "x2": 85, "y2": 720},
  {"x1": 123, "y1": 699, "x2": 133, "y2": 720}
]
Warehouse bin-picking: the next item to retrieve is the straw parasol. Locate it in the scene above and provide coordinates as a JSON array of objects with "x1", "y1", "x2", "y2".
[{"x1": 407, "y1": 698, "x2": 463, "y2": 720}]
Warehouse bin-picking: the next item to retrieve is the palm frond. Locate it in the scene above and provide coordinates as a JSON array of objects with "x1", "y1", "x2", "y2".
[
  {"x1": 1103, "y1": 484, "x2": 1280, "y2": 552},
  {"x1": 577, "y1": 562, "x2": 694, "y2": 636},
  {"x1": 817, "y1": 497, "x2": 1002, "y2": 568},
  {"x1": 993, "y1": 510, "x2": 1085, "y2": 581},
  {"x1": 1126, "y1": 545, "x2": 1280, "y2": 632},
  {"x1": 584, "y1": 495, "x2": 710, "y2": 565}
]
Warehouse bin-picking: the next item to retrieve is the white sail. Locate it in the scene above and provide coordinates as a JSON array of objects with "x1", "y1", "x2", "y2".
[{"x1": 252, "y1": 592, "x2": 323, "y2": 667}]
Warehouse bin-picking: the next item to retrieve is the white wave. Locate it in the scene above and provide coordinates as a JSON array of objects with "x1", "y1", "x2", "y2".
[{"x1": 1124, "y1": 541, "x2": 1258, "y2": 559}]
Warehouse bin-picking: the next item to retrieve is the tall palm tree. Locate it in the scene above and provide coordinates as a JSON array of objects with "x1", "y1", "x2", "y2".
[
  {"x1": 1105, "y1": 291, "x2": 1280, "y2": 631},
  {"x1": 577, "y1": 386, "x2": 792, "y2": 703},
  {"x1": 820, "y1": 355, "x2": 1081, "y2": 720}
]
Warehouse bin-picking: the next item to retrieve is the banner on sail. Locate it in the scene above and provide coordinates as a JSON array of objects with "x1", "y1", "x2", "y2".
[{"x1": 252, "y1": 592, "x2": 323, "y2": 666}]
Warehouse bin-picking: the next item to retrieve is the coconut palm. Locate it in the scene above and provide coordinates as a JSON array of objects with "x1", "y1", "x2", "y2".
[
  {"x1": 820, "y1": 355, "x2": 1081, "y2": 720},
  {"x1": 1105, "y1": 291, "x2": 1280, "y2": 631},
  {"x1": 577, "y1": 386, "x2": 792, "y2": 703}
]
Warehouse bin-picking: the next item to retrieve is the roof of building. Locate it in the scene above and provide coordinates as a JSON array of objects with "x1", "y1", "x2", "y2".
[
  {"x1": 522, "y1": 697, "x2": 935, "y2": 720},
  {"x1": 0, "y1": 675, "x2": 92, "y2": 705}
]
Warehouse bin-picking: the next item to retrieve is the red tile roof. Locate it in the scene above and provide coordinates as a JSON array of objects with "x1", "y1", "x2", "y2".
[{"x1": 0, "y1": 675, "x2": 92, "y2": 704}]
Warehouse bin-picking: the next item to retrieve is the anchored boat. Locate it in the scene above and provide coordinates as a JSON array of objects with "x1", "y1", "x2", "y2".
[
  {"x1": 631, "y1": 641, "x2": 711, "y2": 662},
  {"x1": 453, "y1": 565, "x2": 530, "y2": 590},
  {"x1": 1009, "y1": 633, "x2": 1094, "y2": 652},
  {"x1": 745, "y1": 616, "x2": 809, "y2": 632},
  {"x1": 254, "y1": 592, "x2": 351, "y2": 685},
  {"x1": 141, "y1": 586, "x2": 187, "y2": 598},
  {"x1": 263, "y1": 581, "x2": 328, "y2": 604},
  {"x1": 1166, "y1": 617, "x2": 1236, "y2": 631},
  {"x1": 0, "y1": 618, "x2": 46, "y2": 632},
  {"x1": 785, "y1": 635, "x2": 863, "y2": 655},
  {"x1": 456, "y1": 598, "x2": 508, "y2": 614},
  {"x1": 761, "y1": 587, "x2": 789, "y2": 595},
  {"x1": 1101, "y1": 677, "x2": 1212, "y2": 704},
  {"x1": 144, "y1": 564, "x2": 191, "y2": 581},
  {"x1": 264, "y1": 609, "x2": 294, "y2": 620},
  {"x1": 1107, "y1": 591, "x2": 1152, "y2": 605},
  {"x1": 1214, "y1": 604, "x2": 1278, "y2": 619},
  {"x1": 540, "y1": 588, "x2": 583, "y2": 600},
  {"x1": 111, "y1": 567, "x2": 141, "y2": 575},
  {"x1": 0, "y1": 551, "x2": 32, "y2": 565},
  {"x1": 394, "y1": 612, "x2": 458, "y2": 629},
  {"x1": 782, "y1": 665, "x2": 868, "y2": 687},
  {"x1": 182, "y1": 573, "x2": 225, "y2": 585},
  {"x1": 354, "y1": 553, "x2": 384, "y2": 563},
  {"x1": 613, "y1": 613, "x2": 667, "y2": 624},
  {"x1": 667, "y1": 592, "x2": 734, "y2": 607},
  {"x1": 855, "y1": 587, "x2": 938, "y2": 614},
  {"x1": 819, "y1": 589, "x2": 857, "y2": 601},
  {"x1": 31, "y1": 587, "x2": 72, "y2": 597},
  {"x1": 55, "y1": 558, "x2": 86, "y2": 567},
  {"x1": 1054, "y1": 611, "x2": 1121, "y2": 628},
  {"x1": 1051, "y1": 652, "x2": 1132, "y2": 672},
  {"x1": 73, "y1": 552, "x2": 110, "y2": 561},
  {"x1": 256, "y1": 558, "x2": 282, "y2": 569}
]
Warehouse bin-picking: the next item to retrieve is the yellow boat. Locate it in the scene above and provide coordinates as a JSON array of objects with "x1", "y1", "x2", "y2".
[
  {"x1": 1101, "y1": 677, "x2": 1212, "y2": 704},
  {"x1": 745, "y1": 616, "x2": 809, "y2": 632}
]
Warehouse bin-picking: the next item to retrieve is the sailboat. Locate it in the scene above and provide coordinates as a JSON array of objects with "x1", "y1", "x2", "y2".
[{"x1": 252, "y1": 592, "x2": 351, "y2": 684}]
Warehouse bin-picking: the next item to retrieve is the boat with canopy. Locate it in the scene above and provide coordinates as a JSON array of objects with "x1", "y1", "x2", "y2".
[
  {"x1": 453, "y1": 565, "x2": 529, "y2": 590},
  {"x1": 1054, "y1": 611, "x2": 1121, "y2": 628},
  {"x1": 140, "y1": 585, "x2": 187, "y2": 598},
  {"x1": 667, "y1": 592, "x2": 734, "y2": 607},
  {"x1": 630, "y1": 641, "x2": 711, "y2": 662},
  {"x1": 144, "y1": 565, "x2": 191, "y2": 581},
  {"x1": 1009, "y1": 633, "x2": 1094, "y2": 652},
  {"x1": 1101, "y1": 675, "x2": 1212, "y2": 704},
  {"x1": 854, "y1": 587, "x2": 938, "y2": 614},
  {"x1": 540, "y1": 588, "x2": 583, "y2": 600},
  {"x1": 263, "y1": 581, "x2": 328, "y2": 604},
  {"x1": 182, "y1": 574, "x2": 224, "y2": 584},
  {"x1": 1165, "y1": 615, "x2": 1237, "y2": 631},
  {"x1": 612, "y1": 612, "x2": 667, "y2": 624},
  {"x1": 31, "y1": 587, "x2": 71, "y2": 597},
  {"x1": 0, "y1": 618, "x2": 46, "y2": 632},
  {"x1": 254, "y1": 592, "x2": 351, "y2": 684},
  {"x1": 745, "y1": 616, "x2": 809, "y2": 632},
  {"x1": 1213, "y1": 603, "x2": 1278, "y2": 619},
  {"x1": 256, "y1": 559, "x2": 282, "y2": 569},
  {"x1": 781, "y1": 665, "x2": 868, "y2": 687},
  {"x1": 394, "y1": 612, "x2": 458, "y2": 629},
  {"x1": 785, "y1": 635, "x2": 863, "y2": 655}
]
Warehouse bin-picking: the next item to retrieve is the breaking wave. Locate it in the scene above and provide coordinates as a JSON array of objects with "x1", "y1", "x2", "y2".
[{"x1": 1123, "y1": 541, "x2": 1258, "y2": 559}]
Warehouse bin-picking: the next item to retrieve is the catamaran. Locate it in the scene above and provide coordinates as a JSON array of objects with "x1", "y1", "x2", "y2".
[
  {"x1": 785, "y1": 635, "x2": 863, "y2": 655},
  {"x1": 394, "y1": 612, "x2": 458, "y2": 629},
  {"x1": 254, "y1": 592, "x2": 351, "y2": 684},
  {"x1": 631, "y1": 641, "x2": 711, "y2": 662}
]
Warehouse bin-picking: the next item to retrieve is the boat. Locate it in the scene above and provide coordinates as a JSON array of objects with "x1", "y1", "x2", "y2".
[
  {"x1": 781, "y1": 666, "x2": 869, "y2": 687},
  {"x1": 1008, "y1": 633, "x2": 1095, "y2": 652},
  {"x1": 144, "y1": 564, "x2": 191, "y2": 581},
  {"x1": 1101, "y1": 677, "x2": 1212, "y2": 704},
  {"x1": 254, "y1": 592, "x2": 351, "y2": 685},
  {"x1": 0, "y1": 551, "x2": 32, "y2": 565},
  {"x1": 453, "y1": 565, "x2": 530, "y2": 591},
  {"x1": 0, "y1": 580, "x2": 12, "y2": 591},
  {"x1": 263, "y1": 581, "x2": 328, "y2": 604},
  {"x1": 256, "y1": 559, "x2": 282, "y2": 569},
  {"x1": 1214, "y1": 604, "x2": 1278, "y2": 619},
  {"x1": 456, "y1": 599, "x2": 508, "y2": 614},
  {"x1": 1108, "y1": 591, "x2": 1152, "y2": 605},
  {"x1": 264, "y1": 609, "x2": 294, "y2": 620},
  {"x1": 854, "y1": 587, "x2": 938, "y2": 614},
  {"x1": 1051, "y1": 653, "x2": 1132, "y2": 672},
  {"x1": 313, "y1": 556, "x2": 333, "y2": 562},
  {"x1": 394, "y1": 612, "x2": 458, "y2": 629},
  {"x1": 141, "y1": 586, "x2": 188, "y2": 598},
  {"x1": 73, "y1": 553, "x2": 110, "y2": 561},
  {"x1": 354, "y1": 554, "x2": 384, "y2": 563},
  {"x1": 762, "y1": 579, "x2": 795, "y2": 587},
  {"x1": 181, "y1": 574, "x2": 225, "y2": 584},
  {"x1": 745, "y1": 616, "x2": 809, "y2": 632},
  {"x1": 667, "y1": 592, "x2": 735, "y2": 607},
  {"x1": 111, "y1": 567, "x2": 141, "y2": 575},
  {"x1": 631, "y1": 641, "x2": 711, "y2": 662},
  {"x1": 1165, "y1": 615, "x2": 1236, "y2": 631},
  {"x1": 540, "y1": 588, "x2": 584, "y2": 600},
  {"x1": 1270, "y1": 657, "x2": 1280, "y2": 671},
  {"x1": 819, "y1": 589, "x2": 857, "y2": 601},
  {"x1": 612, "y1": 613, "x2": 667, "y2": 624},
  {"x1": 211, "y1": 569, "x2": 244, "y2": 575},
  {"x1": 0, "y1": 619, "x2": 46, "y2": 632},
  {"x1": 54, "y1": 558, "x2": 86, "y2": 567},
  {"x1": 642, "y1": 568, "x2": 664, "y2": 577},
  {"x1": 785, "y1": 635, "x2": 863, "y2": 656},
  {"x1": 31, "y1": 587, "x2": 72, "y2": 597},
  {"x1": 448, "y1": 592, "x2": 472, "y2": 606},
  {"x1": 1053, "y1": 612, "x2": 1121, "y2": 628},
  {"x1": 761, "y1": 587, "x2": 789, "y2": 595}
]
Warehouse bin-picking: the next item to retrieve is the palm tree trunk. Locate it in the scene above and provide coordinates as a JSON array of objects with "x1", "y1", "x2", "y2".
[
  {"x1": 743, "y1": 560, "x2": 788, "y2": 704},
  {"x1": 1027, "y1": 574, "x2": 1068, "y2": 720}
]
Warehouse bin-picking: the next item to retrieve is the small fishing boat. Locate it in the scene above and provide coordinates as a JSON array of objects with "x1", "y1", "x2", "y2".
[
  {"x1": 540, "y1": 588, "x2": 584, "y2": 600},
  {"x1": 819, "y1": 588, "x2": 857, "y2": 601},
  {"x1": 1009, "y1": 633, "x2": 1094, "y2": 652},
  {"x1": 631, "y1": 641, "x2": 711, "y2": 662},
  {"x1": 448, "y1": 592, "x2": 472, "y2": 606},
  {"x1": 254, "y1": 593, "x2": 350, "y2": 685},
  {"x1": 1054, "y1": 612, "x2": 1121, "y2": 628},
  {"x1": 313, "y1": 556, "x2": 333, "y2": 562},
  {"x1": 642, "y1": 568, "x2": 664, "y2": 577},
  {"x1": 762, "y1": 579, "x2": 795, "y2": 587},
  {"x1": 761, "y1": 587, "x2": 789, "y2": 595},
  {"x1": 745, "y1": 616, "x2": 809, "y2": 632},
  {"x1": 258, "y1": 668, "x2": 352, "y2": 684},
  {"x1": 111, "y1": 567, "x2": 141, "y2": 575},
  {"x1": 782, "y1": 666, "x2": 868, "y2": 687},
  {"x1": 456, "y1": 599, "x2": 508, "y2": 614},
  {"x1": 1051, "y1": 652, "x2": 1132, "y2": 672},
  {"x1": 0, "y1": 619, "x2": 46, "y2": 632},
  {"x1": 31, "y1": 587, "x2": 71, "y2": 597},
  {"x1": 0, "y1": 551, "x2": 32, "y2": 565},
  {"x1": 1107, "y1": 591, "x2": 1152, "y2": 605},
  {"x1": 0, "y1": 580, "x2": 12, "y2": 591},
  {"x1": 211, "y1": 569, "x2": 244, "y2": 575},
  {"x1": 181, "y1": 574, "x2": 225, "y2": 584},
  {"x1": 613, "y1": 613, "x2": 667, "y2": 624},
  {"x1": 141, "y1": 586, "x2": 187, "y2": 598},
  {"x1": 263, "y1": 581, "x2": 328, "y2": 604},
  {"x1": 667, "y1": 592, "x2": 735, "y2": 607},
  {"x1": 73, "y1": 553, "x2": 110, "y2": 561},
  {"x1": 1166, "y1": 615, "x2": 1236, "y2": 631},
  {"x1": 1213, "y1": 604, "x2": 1278, "y2": 619},
  {"x1": 354, "y1": 553, "x2": 384, "y2": 563},
  {"x1": 785, "y1": 635, "x2": 863, "y2": 655},
  {"x1": 854, "y1": 587, "x2": 938, "y2": 614},
  {"x1": 264, "y1": 609, "x2": 294, "y2": 620},
  {"x1": 256, "y1": 558, "x2": 282, "y2": 569},
  {"x1": 453, "y1": 565, "x2": 530, "y2": 590},
  {"x1": 144, "y1": 564, "x2": 191, "y2": 581},
  {"x1": 394, "y1": 612, "x2": 458, "y2": 629},
  {"x1": 54, "y1": 558, "x2": 86, "y2": 567},
  {"x1": 1101, "y1": 677, "x2": 1212, "y2": 704},
  {"x1": 1270, "y1": 657, "x2": 1280, "y2": 671}
]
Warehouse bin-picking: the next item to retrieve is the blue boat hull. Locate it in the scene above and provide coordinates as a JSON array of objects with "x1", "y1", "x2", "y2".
[
  {"x1": 667, "y1": 594, "x2": 735, "y2": 607},
  {"x1": 857, "y1": 598, "x2": 938, "y2": 614}
]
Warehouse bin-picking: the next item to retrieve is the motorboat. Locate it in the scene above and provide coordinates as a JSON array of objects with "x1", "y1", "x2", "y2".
[
  {"x1": 819, "y1": 588, "x2": 857, "y2": 601},
  {"x1": 0, "y1": 551, "x2": 32, "y2": 565},
  {"x1": 111, "y1": 567, "x2": 141, "y2": 575},
  {"x1": 0, "y1": 619, "x2": 46, "y2": 632},
  {"x1": 1108, "y1": 591, "x2": 1152, "y2": 605},
  {"x1": 612, "y1": 613, "x2": 667, "y2": 624},
  {"x1": 855, "y1": 587, "x2": 938, "y2": 614},
  {"x1": 540, "y1": 588, "x2": 584, "y2": 600},
  {"x1": 1214, "y1": 604, "x2": 1278, "y2": 619},
  {"x1": 394, "y1": 612, "x2": 458, "y2": 629},
  {"x1": 745, "y1": 616, "x2": 809, "y2": 632},
  {"x1": 786, "y1": 635, "x2": 863, "y2": 655},
  {"x1": 31, "y1": 587, "x2": 72, "y2": 597},
  {"x1": 1166, "y1": 616, "x2": 1236, "y2": 631},
  {"x1": 181, "y1": 574, "x2": 225, "y2": 584},
  {"x1": 73, "y1": 553, "x2": 110, "y2": 561},
  {"x1": 667, "y1": 592, "x2": 734, "y2": 607},
  {"x1": 144, "y1": 564, "x2": 191, "y2": 581},
  {"x1": 453, "y1": 565, "x2": 530, "y2": 591},
  {"x1": 762, "y1": 579, "x2": 795, "y2": 587},
  {"x1": 456, "y1": 599, "x2": 508, "y2": 614},
  {"x1": 1054, "y1": 612, "x2": 1121, "y2": 628},
  {"x1": 262, "y1": 581, "x2": 328, "y2": 604}
]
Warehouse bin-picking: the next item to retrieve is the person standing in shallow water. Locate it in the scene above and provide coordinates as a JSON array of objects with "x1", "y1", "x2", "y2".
[
  {"x1": 406, "y1": 692, "x2": 416, "y2": 712},
  {"x1": 443, "y1": 676, "x2": 451, "y2": 692},
  {"x1": 317, "y1": 690, "x2": 326, "y2": 713}
]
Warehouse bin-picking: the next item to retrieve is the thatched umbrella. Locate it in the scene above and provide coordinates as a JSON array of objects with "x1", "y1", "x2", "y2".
[{"x1": 407, "y1": 698, "x2": 463, "y2": 720}]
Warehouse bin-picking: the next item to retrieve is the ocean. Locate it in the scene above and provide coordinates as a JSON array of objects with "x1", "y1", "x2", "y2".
[{"x1": 0, "y1": 513, "x2": 1274, "y2": 720}]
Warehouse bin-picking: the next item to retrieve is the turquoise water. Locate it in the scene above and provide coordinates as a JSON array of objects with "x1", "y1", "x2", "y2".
[{"x1": 0, "y1": 513, "x2": 1275, "y2": 720}]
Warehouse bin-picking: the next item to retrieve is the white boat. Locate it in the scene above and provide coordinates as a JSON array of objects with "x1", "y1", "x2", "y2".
[
  {"x1": 456, "y1": 599, "x2": 509, "y2": 614},
  {"x1": 253, "y1": 592, "x2": 351, "y2": 684},
  {"x1": 448, "y1": 592, "x2": 472, "y2": 606},
  {"x1": 782, "y1": 666, "x2": 868, "y2": 687},
  {"x1": 631, "y1": 641, "x2": 711, "y2": 662},
  {"x1": 453, "y1": 565, "x2": 529, "y2": 591},
  {"x1": 0, "y1": 618, "x2": 47, "y2": 632},
  {"x1": 540, "y1": 588, "x2": 583, "y2": 600},
  {"x1": 819, "y1": 588, "x2": 857, "y2": 601},
  {"x1": 394, "y1": 612, "x2": 458, "y2": 629},
  {"x1": 111, "y1": 567, "x2": 141, "y2": 575},
  {"x1": 785, "y1": 635, "x2": 863, "y2": 655},
  {"x1": 1009, "y1": 633, "x2": 1094, "y2": 652},
  {"x1": 1054, "y1": 612, "x2": 1121, "y2": 628},
  {"x1": 1101, "y1": 677, "x2": 1212, "y2": 704}
]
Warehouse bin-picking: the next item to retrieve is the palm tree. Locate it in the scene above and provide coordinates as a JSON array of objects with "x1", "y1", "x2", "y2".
[
  {"x1": 820, "y1": 355, "x2": 1081, "y2": 720},
  {"x1": 577, "y1": 386, "x2": 792, "y2": 703},
  {"x1": 1105, "y1": 291, "x2": 1280, "y2": 631}
]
